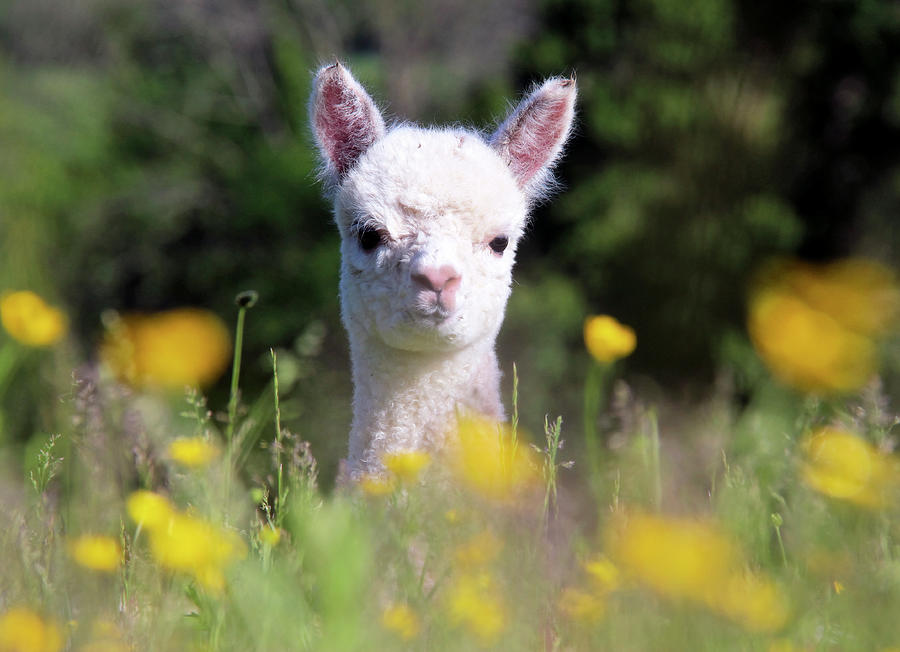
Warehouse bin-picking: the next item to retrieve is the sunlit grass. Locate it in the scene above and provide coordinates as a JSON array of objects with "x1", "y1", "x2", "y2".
[{"x1": 0, "y1": 262, "x2": 898, "y2": 651}]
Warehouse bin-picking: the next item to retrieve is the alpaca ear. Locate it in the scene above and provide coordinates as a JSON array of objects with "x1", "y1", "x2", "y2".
[
  {"x1": 310, "y1": 62, "x2": 386, "y2": 185},
  {"x1": 489, "y1": 77, "x2": 577, "y2": 199}
]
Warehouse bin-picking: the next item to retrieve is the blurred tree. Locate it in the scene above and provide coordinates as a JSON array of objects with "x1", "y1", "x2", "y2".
[
  {"x1": 0, "y1": 0, "x2": 896, "y2": 476},
  {"x1": 505, "y1": 0, "x2": 898, "y2": 395},
  {"x1": 0, "y1": 0, "x2": 539, "y2": 480}
]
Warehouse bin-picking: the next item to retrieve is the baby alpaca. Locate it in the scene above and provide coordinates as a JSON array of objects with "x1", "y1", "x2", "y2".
[{"x1": 310, "y1": 63, "x2": 576, "y2": 478}]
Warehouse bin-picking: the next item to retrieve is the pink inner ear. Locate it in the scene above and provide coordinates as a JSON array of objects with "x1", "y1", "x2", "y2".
[
  {"x1": 507, "y1": 95, "x2": 572, "y2": 186},
  {"x1": 315, "y1": 75, "x2": 380, "y2": 178}
]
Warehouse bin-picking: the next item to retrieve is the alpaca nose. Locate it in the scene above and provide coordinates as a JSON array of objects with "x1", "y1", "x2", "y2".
[{"x1": 412, "y1": 265, "x2": 461, "y2": 310}]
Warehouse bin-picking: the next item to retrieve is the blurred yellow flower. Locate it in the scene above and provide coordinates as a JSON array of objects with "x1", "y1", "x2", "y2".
[
  {"x1": 77, "y1": 620, "x2": 129, "y2": 652},
  {"x1": 380, "y1": 603, "x2": 420, "y2": 641},
  {"x1": 146, "y1": 513, "x2": 246, "y2": 592},
  {"x1": 100, "y1": 308, "x2": 231, "y2": 390},
  {"x1": 359, "y1": 474, "x2": 396, "y2": 497},
  {"x1": 716, "y1": 571, "x2": 790, "y2": 632},
  {"x1": 451, "y1": 414, "x2": 539, "y2": 502},
  {"x1": 748, "y1": 258, "x2": 898, "y2": 394},
  {"x1": 801, "y1": 427, "x2": 897, "y2": 509},
  {"x1": 583, "y1": 554, "x2": 621, "y2": 593},
  {"x1": 584, "y1": 315, "x2": 636, "y2": 364},
  {"x1": 446, "y1": 572, "x2": 507, "y2": 645},
  {"x1": 67, "y1": 535, "x2": 121, "y2": 573},
  {"x1": 768, "y1": 639, "x2": 800, "y2": 652},
  {"x1": 167, "y1": 437, "x2": 220, "y2": 468},
  {"x1": 604, "y1": 512, "x2": 788, "y2": 632},
  {"x1": 0, "y1": 290, "x2": 67, "y2": 347},
  {"x1": 454, "y1": 530, "x2": 502, "y2": 568},
  {"x1": 787, "y1": 258, "x2": 899, "y2": 335},
  {"x1": 126, "y1": 491, "x2": 174, "y2": 529},
  {"x1": 0, "y1": 607, "x2": 63, "y2": 652},
  {"x1": 558, "y1": 587, "x2": 606, "y2": 622},
  {"x1": 259, "y1": 525, "x2": 281, "y2": 547},
  {"x1": 383, "y1": 450, "x2": 431, "y2": 483},
  {"x1": 126, "y1": 490, "x2": 245, "y2": 592},
  {"x1": 605, "y1": 512, "x2": 738, "y2": 603},
  {"x1": 77, "y1": 640, "x2": 130, "y2": 652}
]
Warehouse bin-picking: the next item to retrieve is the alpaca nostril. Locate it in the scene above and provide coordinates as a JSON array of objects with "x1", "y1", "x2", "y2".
[{"x1": 412, "y1": 265, "x2": 461, "y2": 293}]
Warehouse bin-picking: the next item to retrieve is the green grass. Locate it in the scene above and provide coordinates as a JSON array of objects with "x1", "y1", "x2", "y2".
[{"x1": 0, "y1": 301, "x2": 899, "y2": 652}]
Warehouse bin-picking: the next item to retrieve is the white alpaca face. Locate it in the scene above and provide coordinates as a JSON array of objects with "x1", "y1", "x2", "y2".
[
  {"x1": 310, "y1": 63, "x2": 576, "y2": 355},
  {"x1": 335, "y1": 128, "x2": 528, "y2": 352}
]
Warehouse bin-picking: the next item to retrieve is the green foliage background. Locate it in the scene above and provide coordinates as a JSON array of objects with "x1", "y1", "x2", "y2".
[{"x1": 1, "y1": 0, "x2": 898, "y2": 484}]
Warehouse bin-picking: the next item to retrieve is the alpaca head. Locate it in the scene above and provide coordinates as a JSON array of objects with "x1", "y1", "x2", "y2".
[{"x1": 310, "y1": 63, "x2": 576, "y2": 355}]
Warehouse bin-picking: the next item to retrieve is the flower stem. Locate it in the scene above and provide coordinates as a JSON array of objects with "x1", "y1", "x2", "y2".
[
  {"x1": 271, "y1": 348, "x2": 287, "y2": 526},
  {"x1": 224, "y1": 290, "x2": 257, "y2": 508},
  {"x1": 583, "y1": 362, "x2": 611, "y2": 496}
]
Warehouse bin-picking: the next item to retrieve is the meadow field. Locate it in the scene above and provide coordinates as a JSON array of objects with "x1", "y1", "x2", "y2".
[
  {"x1": 1, "y1": 0, "x2": 898, "y2": 650},
  {"x1": 0, "y1": 258, "x2": 898, "y2": 651}
]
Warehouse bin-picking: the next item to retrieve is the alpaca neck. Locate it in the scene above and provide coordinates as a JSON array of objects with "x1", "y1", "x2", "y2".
[{"x1": 347, "y1": 333, "x2": 503, "y2": 475}]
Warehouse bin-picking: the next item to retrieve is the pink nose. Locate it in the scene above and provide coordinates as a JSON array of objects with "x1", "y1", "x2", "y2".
[{"x1": 412, "y1": 265, "x2": 461, "y2": 310}]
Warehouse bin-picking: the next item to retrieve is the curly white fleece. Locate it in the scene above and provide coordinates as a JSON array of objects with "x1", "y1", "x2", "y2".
[{"x1": 310, "y1": 64, "x2": 576, "y2": 478}]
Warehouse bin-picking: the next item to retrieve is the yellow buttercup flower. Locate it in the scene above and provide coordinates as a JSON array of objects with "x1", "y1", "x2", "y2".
[
  {"x1": 380, "y1": 603, "x2": 420, "y2": 641},
  {"x1": 584, "y1": 315, "x2": 636, "y2": 364},
  {"x1": 100, "y1": 308, "x2": 231, "y2": 390},
  {"x1": 451, "y1": 414, "x2": 539, "y2": 502},
  {"x1": 801, "y1": 427, "x2": 897, "y2": 509},
  {"x1": 126, "y1": 491, "x2": 174, "y2": 529},
  {"x1": 383, "y1": 450, "x2": 431, "y2": 483},
  {"x1": 787, "y1": 258, "x2": 899, "y2": 335},
  {"x1": 67, "y1": 535, "x2": 121, "y2": 573},
  {"x1": 748, "y1": 289, "x2": 875, "y2": 393},
  {"x1": 167, "y1": 436, "x2": 220, "y2": 468},
  {"x1": 748, "y1": 258, "x2": 898, "y2": 394},
  {"x1": 126, "y1": 490, "x2": 245, "y2": 592},
  {"x1": 558, "y1": 587, "x2": 607, "y2": 622},
  {"x1": 454, "y1": 530, "x2": 502, "y2": 568},
  {"x1": 146, "y1": 513, "x2": 246, "y2": 592},
  {"x1": 0, "y1": 290, "x2": 67, "y2": 347},
  {"x1": 583, "y1": 554, "x2": 621, "y2": 593},
  {"x1": 604, "y1": 512, "x2": 788, "y2": 632},
  {"x1": 359, "y1": 474, "x2": 396, "y2": 497},
  {"x1": 0, "y1": 607, "x2": 64, "y2": 652},
  {"x1": 605, "y1": 512, "x2": 738, "y2": 603},
  {"x1": 446, "y1": 572, "x2": 507, "y2": 645},
  {"x1": 716, "y1": 571, "x2": 790, "y2": 632},
  {"x1": 77, "y1": 619, "x2": 129, "y2": 652},
  {"x1": 259, "y1": 525, "x2": 281, "y2": 547}
]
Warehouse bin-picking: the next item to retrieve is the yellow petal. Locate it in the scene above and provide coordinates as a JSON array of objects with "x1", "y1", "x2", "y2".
[
  {"x1": 382, "y1": 450, "x2": 431, "y2": 483},
  {"x1": 801, "y1": 427, "x2": 896, "y2": 508},
  {"x1": 0, "y1": 290, "x2": 67, "y2": 347},
  {"x1": 0, "y1": 607, "x2": 64, "y2": 652},
  {"x1": 748, "y1": 257, "x2": 898, "y2": 394},
  {"x1": 167, "y1": 437, "x2": 220, "y2": 468},
  {"x1": 451, "y1": 414, "x2": 539, "y2": 502},
  {"x1": 67, "y1": 535, "x2": 121, "y2": 573},
  {"x1": 100, "y1": 308, "x2": 231, "y2": 390},
  {"x1": 584, "y1": 315, "x2": 636, "y2": 364},
  {"x1": 381, "y1": 603, "x2": 420, "y2": 641},
  {"x1": 126, "y1": 491, "x2": 174, "y2": 529}
]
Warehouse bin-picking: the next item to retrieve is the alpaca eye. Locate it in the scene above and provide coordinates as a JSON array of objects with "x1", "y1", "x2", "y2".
[
  {"x1": 355, "y1": 225, "x2": 385, "y2": 252},
  {"x1": 489, "y1": 236, "x2": 509, "y2": 254}
]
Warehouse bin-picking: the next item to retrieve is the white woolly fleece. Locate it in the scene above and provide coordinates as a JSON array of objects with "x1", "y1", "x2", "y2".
[{"x1": 310, "y1": 63, "x2": 576, "y2": 478}]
